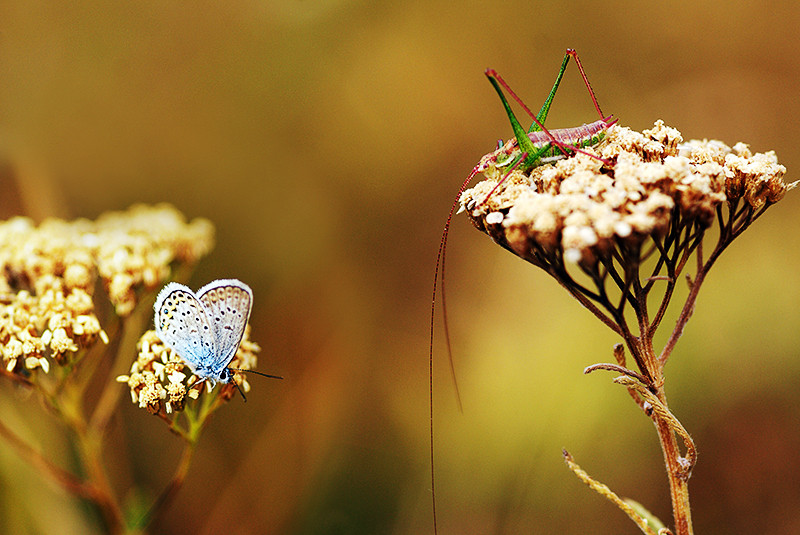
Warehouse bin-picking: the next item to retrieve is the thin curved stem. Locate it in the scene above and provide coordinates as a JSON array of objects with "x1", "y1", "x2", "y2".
[
  {"x1": 90, "y1": 307, "x2": 149, "y2": 433},
  {"x1": 614, "y1": 376, "x2": 697, "y2": 478},
  {"x1": 549, "y1": 268, "x2": 622, "y2": 336},
  {"x1": 584, "y1": 362, "x2": 651, "y2": 386},
  {"x1": 76, "y1": 425, "x2": 126, "y2": 534},
  {"x1": 654, "y1": 412, "x2": 693, "y2": 535}
]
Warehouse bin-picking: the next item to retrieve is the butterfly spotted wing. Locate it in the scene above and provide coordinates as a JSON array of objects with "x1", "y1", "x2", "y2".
[
  {"x1": 153, "y1": 282, "x2": 217, "y2": 377},
  {"x1": 196, "y1": 279, "x2": 253, "y2": 382}
]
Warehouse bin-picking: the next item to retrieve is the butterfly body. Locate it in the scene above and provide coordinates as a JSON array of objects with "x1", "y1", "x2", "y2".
[{"x1": 154, "y1": 279, "x2": 252, "y2": 388}]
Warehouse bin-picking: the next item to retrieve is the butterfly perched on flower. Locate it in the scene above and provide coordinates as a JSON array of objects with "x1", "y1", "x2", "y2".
[{"x1": 154, "y1": 279, "x2": 280, "y2": 399}]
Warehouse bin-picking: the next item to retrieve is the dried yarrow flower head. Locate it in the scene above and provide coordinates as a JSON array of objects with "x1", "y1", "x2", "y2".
[
  {"x1": 92, "y1": 204, "x2": 215, "y2": 316},
  {"x1": 0, "y1": 204, "x2": 214, "y2": 380},
  {"x1": 461, "y1": 120, "x2": 794, "y2": 275},
  {"x1": 118, "y1": 324, "x2": 260, "y2": 417},
  {"x1": 460, "y1": 121, "x2": 794, "y2": 356}
]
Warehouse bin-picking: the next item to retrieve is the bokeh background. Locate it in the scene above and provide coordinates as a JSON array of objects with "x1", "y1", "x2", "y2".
[{"x1": 1, "y1": 1, "x2": 800, "y2": 534}]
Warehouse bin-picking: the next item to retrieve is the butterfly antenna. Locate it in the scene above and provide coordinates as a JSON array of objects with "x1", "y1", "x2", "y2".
[
  {"x1": 228, "y1": 368, "x2": 283, "y2": 402},
  {"x1": 233, "y1": 380, "x2": 247, "y2": 402},
  {"x1": 229, "y1": 368, "x2": 283, "y2": 380}
]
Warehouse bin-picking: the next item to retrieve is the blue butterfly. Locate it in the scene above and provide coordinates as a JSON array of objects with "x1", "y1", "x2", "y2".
[{"x1": 154, "y1": 279, "x2": 280, "y2": 400}]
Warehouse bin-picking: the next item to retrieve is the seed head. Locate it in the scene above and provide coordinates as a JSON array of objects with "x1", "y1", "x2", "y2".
[{"x1": 461, "y1": 120, "x2": 795, "y2": 268}]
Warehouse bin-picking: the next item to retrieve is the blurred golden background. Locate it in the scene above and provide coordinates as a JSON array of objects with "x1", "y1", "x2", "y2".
[{"x1": 1, "y1": 1, "x2": 800, "y2": 534}]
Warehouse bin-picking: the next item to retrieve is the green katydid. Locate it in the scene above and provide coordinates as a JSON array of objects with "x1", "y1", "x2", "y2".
[
  {"x1": 428, "y1": 48, "x2": 616, "y2": 532},
  {"x1": 474, "y1": 50, "x2": 616, "y2": 203}
]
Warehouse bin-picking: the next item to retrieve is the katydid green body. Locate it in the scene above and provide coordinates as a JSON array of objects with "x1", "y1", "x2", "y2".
[{"x1": 476, "y1": 120, "x2": 610, "y2": 179}]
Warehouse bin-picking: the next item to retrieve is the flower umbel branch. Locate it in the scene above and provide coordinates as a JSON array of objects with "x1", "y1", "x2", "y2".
[{"x1": 612, "y1": 375, "x2": 697, "y2": 479}]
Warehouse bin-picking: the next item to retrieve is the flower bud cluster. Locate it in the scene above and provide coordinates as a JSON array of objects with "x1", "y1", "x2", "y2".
[
  {"x1": 0, "y1": 204, "x2": 214, "y2": 377},
  {"x1": 117, "y1": 326, "x2": 260, "y2": 414}
]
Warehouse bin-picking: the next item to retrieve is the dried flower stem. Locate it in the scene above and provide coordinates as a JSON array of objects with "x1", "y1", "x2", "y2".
[
  {"x1": 139, "y1": 440, "x2": 197, "y2": 529},
  {"x1": 0, "y1": 416, "x2": 92, "y2": 497},
  {"x1": 613, "y1": 376, "x2": 696, "y2": 478},
  {"x1": 140, "y1": 382, "x2": 232, "y2": 526},
  {"x1": 78, "y1": 426, "x2": 126, "y2": 534},
  {"x1": 654, "y1": 415, "x2": 690, "y2": 535},
  {"x1": 0, "y1": 365, "x2": 127, "y2": 533},
  {"x1": 91, "y1": 310, "x2": 149, "y2": 431}
]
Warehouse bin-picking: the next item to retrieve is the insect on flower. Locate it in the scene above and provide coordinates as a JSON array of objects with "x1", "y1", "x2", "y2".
[
  {"x1": 428, "y1": 48, "x2": 616, "y2": 532},
  {"x1": 154, "y1": 279, "x2": 281, "y2": 401}
]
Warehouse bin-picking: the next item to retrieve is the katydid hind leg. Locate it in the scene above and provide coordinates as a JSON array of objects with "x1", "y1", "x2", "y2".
[
  {"x1": 566, "y1": 48, "x2": 606, "y2": 120},
  {"x1": 535, "y1": 49, "x2": 607, "y2": 131},
  {"x1": 485, "y1": 71, "x2": 537, "y2": 162}
]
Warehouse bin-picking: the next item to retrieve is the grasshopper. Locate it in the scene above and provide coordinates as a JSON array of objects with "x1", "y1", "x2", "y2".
[{"x1": 429, "y1": 48, "x2": 616, "y2": 532}]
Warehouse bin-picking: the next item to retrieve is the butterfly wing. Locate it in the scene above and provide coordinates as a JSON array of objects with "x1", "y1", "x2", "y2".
[
  {"x1": 196, "y1": 279, "x2": 252, "y2": 379},
  {"x1": 153, "y1": 282, "x2": 216, "y2": 375}
]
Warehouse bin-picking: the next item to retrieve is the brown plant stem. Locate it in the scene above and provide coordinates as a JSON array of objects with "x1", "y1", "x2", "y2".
[
  {"x1": 652, "y1": 389, "x2": 693, "y2": 535},
  {"x1": 77, "y1": 426, "x2": 126, "y2": 534},
  {"x1": 1, "y1": 373, "x2": 127, "y2": 533},
  {"x1": 91, "y1": 308, "x2": 149, "y2": 433},
  {"x1": 611, "y1": 373, "x2": 697, "y2": 535},
  {"x1": 583, "y1": 362, "x2": 649, "y2": 385},
  {"x1": 563, "y1": 449, "x2": 660, "y2": 535}
]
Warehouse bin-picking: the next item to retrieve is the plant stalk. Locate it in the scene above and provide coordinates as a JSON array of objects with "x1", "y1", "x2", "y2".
[{"x1": 652, "y1": 386, "x2": 693, "y2": 535}]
